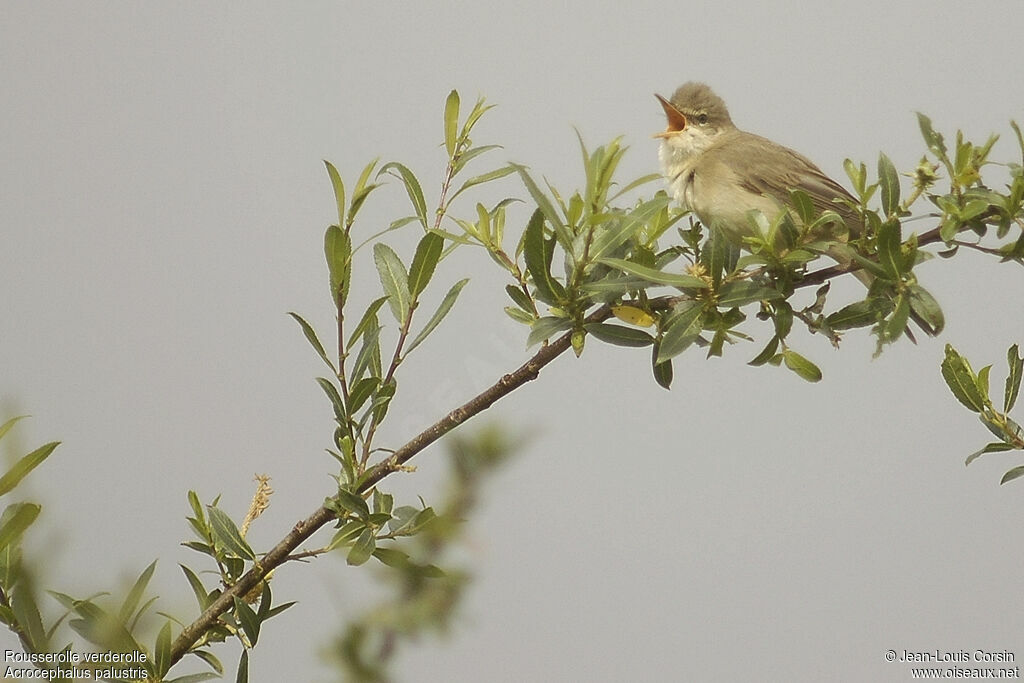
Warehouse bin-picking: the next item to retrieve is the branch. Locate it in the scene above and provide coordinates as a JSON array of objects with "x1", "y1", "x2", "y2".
[{"x1": 167, "y1": 304, "x2": 614, "y2": 668}]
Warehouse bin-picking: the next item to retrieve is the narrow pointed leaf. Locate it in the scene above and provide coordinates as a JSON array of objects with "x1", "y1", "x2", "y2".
[
  {"x1": 347, "y1": 529, "x2": 376, "y2": 566},
  {"x1": 0, "y1": 503, "x2": 40, "y2": 551},
  {"x1": 523, "y1": 209, "x2": 566, "y2": 304},
  {"x1": 878, "y1": 153, "x2": 900, "y2": 216},
  {"x1": 941, "y1": 345, "x2": 987, "y2": 413},
  {"x1": 657, "y1": 301, "x2": 704, "y2": 363},
  {"x1": 346, "y1": 297, "x2": 388, "y2": 351},
  {"x1": 1005, "y1": 344, "x2": 1023, "y2": 412},
  {"x1": 598, "y1": 258, "x2": 707, "y2": 289},
  {"x1": 324, "y1": 225, "x2": 352, "y2": 305},
  {"x1": 907, "y1": 285, "x2": 945, "y2": 335},
  {"x1": 236, "y1": 650, "x2": 249, "y2": 683},
  {"x1": 287, "y1": 313, "x2": 335, "y2": 372},
  {"x1": 118, "y1": 560, "x2": 157, "y2": 623},
  {"x1": 408, "y1": 232, "x2": 444, "y2": 297},
  {"x1": 0, "y1": 441, "x2": 58, "y2": 496},
  {"x1": 584, "y1": 322, "x2": 654, "y2": 347},
  {"x1": 652, "y1": 348, "x2": 673, "y2": 390},
  {"x1": 373, "y1": 242, "x2": 411, "y2": 323},
  {"x1": 965, "y1": 442, "x2": 1017, "y2": 466},
  {"x1": 206, "y1": 507, "x2": 256, "y2": 561},
  {"x1": 527, "y1": 316, "x2": 572, "y2": 348},
  {"x1": 514, "y1": 165, "x2": 564, "y2": 232},
  {"x1": 826, "y1": 299, "x2": 888, "y2": 330},
  {"x1": 233, "y1": 597, "x2": 260, "y2": 646},
  {"x1": 0, "y1": 416, "x2": 28, "y2": 442},
  {"x1": 379, "y1": 162, "x2": 428, "y2": 229},
  {"x1": 324, "y1": 160, "x2": 346, "y2": 226},
  {"x1": 876, "y1": 219, "x2": 904, "y2": 278},
  {"x1": 406, "y1": 278, "x2": 470, "y2": 353},
  {"x1": 999, "y1": 465, "x2": 1024, "y2": 485},
  {"x1": 443, "y1": 90, "x2": 459, "y2": 157},
  {"x1": 452, "y1": 166, "x2": 517, "y2": 201},
  {"x1": 155, "y1": 621, "x2": 172, "y2": 677},
  {"x1": 716, "y1": 281, "x2": 782, "y2": 308}
]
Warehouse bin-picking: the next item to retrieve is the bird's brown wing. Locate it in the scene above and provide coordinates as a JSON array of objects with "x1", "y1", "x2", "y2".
[{"x1": 703, "y1": 130, "x2": 863, "y2": 236}]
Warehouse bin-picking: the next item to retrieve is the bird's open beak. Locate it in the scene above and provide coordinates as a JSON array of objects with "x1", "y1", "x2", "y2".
[{"x1": 653, "y1": 93, "x2": 687, "y2": 139}]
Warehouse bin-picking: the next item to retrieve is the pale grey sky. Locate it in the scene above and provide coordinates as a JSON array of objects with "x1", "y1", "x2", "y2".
[{"x1": 3, "y1": 3, "x2": 1024, "y2": 681}]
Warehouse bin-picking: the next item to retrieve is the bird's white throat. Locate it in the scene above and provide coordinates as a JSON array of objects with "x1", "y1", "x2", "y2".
[{"x1": 658, "y1": 128, "x2": 719, "y2": 210}]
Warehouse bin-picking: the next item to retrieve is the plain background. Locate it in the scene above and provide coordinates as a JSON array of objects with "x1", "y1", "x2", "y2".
[{"x1": 3, "y1": 3, "x2": 1024, "y2": 681}]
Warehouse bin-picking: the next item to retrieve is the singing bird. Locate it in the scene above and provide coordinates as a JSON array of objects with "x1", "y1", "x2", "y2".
[
  {"x1": 654, "y1": 82, "x2": 936, "y2": 337},
  {"x1": 655, "y1": 81, "x2": 863, "y2": 251}
]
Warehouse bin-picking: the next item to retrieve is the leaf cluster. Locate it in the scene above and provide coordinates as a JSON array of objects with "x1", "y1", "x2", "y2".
[{"x1": 942, "y1": 344, "x2": 1024, "y2": 484}]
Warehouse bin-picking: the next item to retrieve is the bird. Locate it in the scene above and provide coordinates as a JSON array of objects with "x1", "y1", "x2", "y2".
[
  {"x1": 654, "y1": 81, "x2": 861, "y2": 255},
  {"x1": 654, "y1": 82, "x2": 937, "y2": 338}
]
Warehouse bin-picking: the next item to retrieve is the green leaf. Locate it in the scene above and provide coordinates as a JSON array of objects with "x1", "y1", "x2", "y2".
[
  {"x1": 657, "y1": 301, "x2": 704, "y2": 363},
  {"x1": 236, "y1": 649, "x2": 249, "y2": 683},
  {"x1": 347, "y1": 376, "x2": 379, "y2": 414},
  {"x1": 451, "y1": 144, "x2": 502, "y2": 176},
  {"x1": 1005, "y1": 344, "x2": 1023, "y2": 412},
  {"x1": 789, "y1": 189, "x2": 817, "y2": 226},
  {"x1": 878, "y1": 153, "x2": 900, "y2": 216},
  {"x1": 350, "y1": 323, "x2": 381, "y2": 383},
  {"x1": 0, "y1": 441, "x2": 58, "y2": 497},
  {"x1": 703, "y1": 227, "x2": 728, "y2": 288},
  {"x1": 451, "y1": 166, "x2": 517, "y2": 202},
  {"x1": 505, "y1": 284, "x2": 534, "y2": 313},
  {"x1": 584, "y1": 322, "x2": 654, "y2": 348},
  {"x1": 324, "y1": 160, "x2": 346, "y2": 226},
  {"x1": 826, "y1": 299, "x2": 887, "y2": 331},
  {"x1": 941, "y1": 345, "x2": 987, "y2": 413},
  {"x1": 406, "y1": 278, "x2": 470, "y2": 353},
  {"x1": 999, "y1": 465, "x2": 1024, "y2": 485},
  {"x1": 11, "y1": 583, "x2": 46, "y2": 651},
  {"x1": 379, "y1": 162, "x2": 428, "y2": 229},
  {"x1": 155, "y1": 621, "x2": 172, "y2": 677},
  {"x1": 884, "y1": 294, "x2": 911, "y2": 342},
  {"x1": 598, "y1": 258, "x2": 708, "y2": 289},
  {"x1": 180, "y1": 564, "x2": 211, "y2": 610},
  {"x1": 523, "y1": 209, "x2": 566, "y2": 305},
  {"x1": 977, "y1": 365, "x2": 992, "y2": 399},
  {"x1": 333, "y1": 488, "x2": 369, "y2": 519},
  {"x1": 782, "y1": 349, "x2": 822, "y2": 382},
  {"x1": 118, "y1": 560, "x2": 157, "y2": 624},
  {"x1": 875, "y1": 219, "x2": 904, "y2": 278},
  {"x1": 372, "y1": 547, "x2": 411, "y2": 568},
  {"x1": 916, "y1": 112, "x2": 948, "y2": 160},
  {"x1": 408, "y1": 232, "x2": 444, "y2": 297},
  {"x1": 373, "y1": 242, "x2": 411, "y2": 323},
  {"x1": 526, "y1": 316, "x2": 572, "y2": 348},
  {"x1": 443, "y1": 90, "x2": 459, "y2": 157},
  {"x1": 587, "y1": 195, "x2": 670, "y2": 263},
  {"x1": 287, "y1": 313, "x2": 335, "y2": 373},
  {"x1": 652, "y1": 350, "x2": 673, "y2": 390},
  {"x1": 206, "y1": 507, "x2": 256, "y2": 561},
  {"x1": 346, "y1": 297, "x2": 388, "y2": 351},
  {"x1": 716, "y1": 281, "x2": 782, "y2": 308},
  {"x1": 316, "y1": 377, "x2": 345, "y2": 421},
  {"x1": 965, "y1": 442, "x2": 1017, "y2": 466},
  {"x1": 907, "y1": 285, "x2": 945, "y2": 335},
  {"x1": 0, "y1": 503, "x2": 40, "y2": 551},
  {"x1": 324, "y1": 224, "x2": 352, "y2": 306},
  {"x1": 347, "y1": 529, "x2": 376, "y2": 566},
  {"x1": 0, "y1": 416, "x2": 28, "y2": 442},
  {"x1": 513, "y1": 165, "x2": 565, "y2": 236},
  {"x1": 748, "y1": 336, "x2": 780, "y2": 367},
  {"x1": 233, "y1": 597, "x2": 260, "y2": 646}
]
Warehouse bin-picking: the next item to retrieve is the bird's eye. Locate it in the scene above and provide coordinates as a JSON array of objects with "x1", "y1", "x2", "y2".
[{"x1": 697, "y1": 113, "x2": 709, "y2": 125}]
